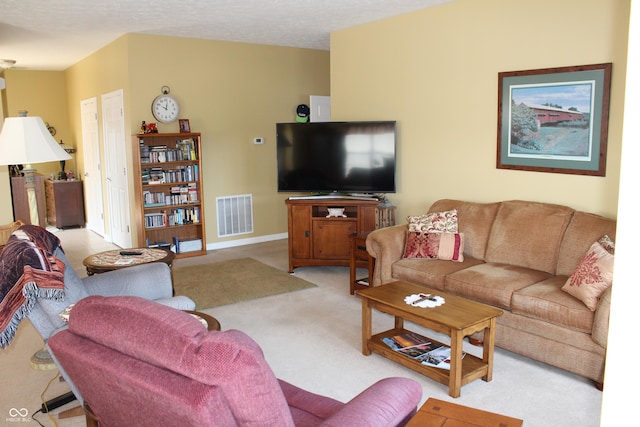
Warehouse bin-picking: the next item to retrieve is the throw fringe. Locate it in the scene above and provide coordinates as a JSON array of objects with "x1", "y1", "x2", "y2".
[
  {"x1": 0, "y1": 292, "x2": 35, "y2": 349},
  {"x1": 0, "y1": 282, "x2": 65, "y2": 349}
]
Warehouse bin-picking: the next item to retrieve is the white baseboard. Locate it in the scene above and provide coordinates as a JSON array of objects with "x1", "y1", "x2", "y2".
[{"x1": 205, "y1": 233, "x2": 288, "y2": 250}]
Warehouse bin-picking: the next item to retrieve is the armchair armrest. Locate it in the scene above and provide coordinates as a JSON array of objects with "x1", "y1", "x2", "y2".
[
  {"x1": 592, "y1": 286, "x2": 612, "y2": 348},
  {"x1": 320, "y1": 377, "x2": 421, "y2": 427},
  {"x1": 366, "y1": 225, "x2": 407, "y2": 287},
  {"x1": 81, "y1": 263, "x2": 173, "y2": 300}
]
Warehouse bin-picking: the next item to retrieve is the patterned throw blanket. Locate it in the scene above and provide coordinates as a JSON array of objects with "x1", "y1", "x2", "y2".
[{"x1": 0, "y1": 225, "x2": 65, "y2": 348}]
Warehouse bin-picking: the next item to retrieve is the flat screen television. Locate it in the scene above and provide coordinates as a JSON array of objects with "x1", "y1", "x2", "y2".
[{"x1": 276, "y1": 121, "x2": 396, "y2": 195}]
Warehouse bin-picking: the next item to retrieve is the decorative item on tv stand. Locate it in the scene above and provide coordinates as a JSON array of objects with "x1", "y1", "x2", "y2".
[{"x1": 132, "y1": 130, "x2": 206, "y2": 258}]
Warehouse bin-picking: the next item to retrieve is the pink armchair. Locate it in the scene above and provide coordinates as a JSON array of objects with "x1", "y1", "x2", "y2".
[{"x1": 48, "y1": 295, "x2": 422, "y2": 427}]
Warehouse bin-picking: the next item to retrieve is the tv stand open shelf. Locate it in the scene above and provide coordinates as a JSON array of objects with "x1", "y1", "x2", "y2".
[{"x1": 286, "y1": 197, "x2": 382, "y2": 273}]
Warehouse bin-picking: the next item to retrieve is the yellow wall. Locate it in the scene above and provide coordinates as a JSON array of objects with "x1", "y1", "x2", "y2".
[
  {"x1": 0, "y1": 70, "x2": 73, "y2": 223},
  {"x1": 3, "y1": 70, "x2": 72, "y2": 179},
  {"x1": 64, "y1": 35, "x2": 132, "y2": 236},
  {"x1": 2, "y1": 0, "x2": 626, "y2": 238},
  {"x1": 63, "y1": 34, "x2": 329, "y2": 245},
  {"x1": 331, "y1": 0, "x2": 629, "y2": 219}
]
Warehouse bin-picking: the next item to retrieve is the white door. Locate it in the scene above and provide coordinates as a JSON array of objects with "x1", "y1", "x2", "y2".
[
  {"x1": 101, "y1": 89, "x2": 132, "y2": 248},
  {"x1": 80, "y1": 97, "x2": 105, "y2": 236}
]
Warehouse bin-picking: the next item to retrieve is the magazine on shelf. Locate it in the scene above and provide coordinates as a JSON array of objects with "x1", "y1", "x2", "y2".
[{"x1": 381, "y1": 332, "x2": 464, "y2": 370}]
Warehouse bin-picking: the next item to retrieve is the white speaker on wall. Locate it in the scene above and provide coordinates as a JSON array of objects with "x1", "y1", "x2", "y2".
[{"x1": 310, "y1": 95, "x2": 331, "y2": 122}]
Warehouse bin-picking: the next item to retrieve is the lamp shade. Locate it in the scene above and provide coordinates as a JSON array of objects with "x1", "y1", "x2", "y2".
[{"x1": 0, "y1": 116, "x2": 71, "y2": 166}]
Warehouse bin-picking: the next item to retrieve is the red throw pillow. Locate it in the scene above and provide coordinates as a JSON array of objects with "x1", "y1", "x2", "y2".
[{"x1": 402, "y1": 231, "x2": 464, "y2": 262}]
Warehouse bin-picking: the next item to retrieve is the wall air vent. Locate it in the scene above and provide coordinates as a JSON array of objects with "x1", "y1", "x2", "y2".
[{"x1": 216, "y1": 194, "x2": 254, "y2": 237}]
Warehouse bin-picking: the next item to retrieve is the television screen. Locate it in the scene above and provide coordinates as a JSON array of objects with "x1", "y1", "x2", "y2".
[{"x1": 276, "y1": 121, "x2": 396, "y2": 194}]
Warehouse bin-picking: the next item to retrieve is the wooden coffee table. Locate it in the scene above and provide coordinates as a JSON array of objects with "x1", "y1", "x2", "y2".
[
  {"x1": 406, "y1": 398, "x2": 523, "y2": 426},
  {"x1": 358, "y1": 280, "x2": 503, "y2": 398}
]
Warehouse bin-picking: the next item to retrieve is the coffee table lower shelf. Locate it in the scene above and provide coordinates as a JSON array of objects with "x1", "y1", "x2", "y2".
[{"x1": 368, "y1": 328, "x2": 489, "y2": 390}]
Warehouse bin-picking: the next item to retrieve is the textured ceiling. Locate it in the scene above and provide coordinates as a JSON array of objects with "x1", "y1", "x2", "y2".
[{"x1": 0, "y1": 0, "x2": 452, "y2": 71}]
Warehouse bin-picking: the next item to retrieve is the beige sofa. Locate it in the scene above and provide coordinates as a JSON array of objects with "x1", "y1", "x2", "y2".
[{"x1": 366, "y1": 199, "x2": 616, "y2": 385}]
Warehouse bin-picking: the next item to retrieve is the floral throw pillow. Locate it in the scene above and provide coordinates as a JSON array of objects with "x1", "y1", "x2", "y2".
[
  {"x1": 407, "y1": 209, "x2": 458, "y2": 233},
  {"x1": 598, "y1": 234, "x2": 615, "y2": 254},
  {"x1": 402, "y1": 231, "x2": 464, "y2": 262},
  {"x1": 562, "y1": 241, "x2": 614, "y2": 310}
]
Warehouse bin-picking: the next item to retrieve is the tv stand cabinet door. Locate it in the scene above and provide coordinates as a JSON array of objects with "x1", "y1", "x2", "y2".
[
  {"x1": 289, "y1": 204, "x2": 311, "y2": 260},
  {"x1": 312, "y1": 220, "x2": 357, "y2": 259}
]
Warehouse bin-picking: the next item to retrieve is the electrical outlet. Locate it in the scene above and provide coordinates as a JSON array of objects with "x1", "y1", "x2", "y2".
[{"x1": 253, "y1": 137, "x2": 264, "y2": 145}]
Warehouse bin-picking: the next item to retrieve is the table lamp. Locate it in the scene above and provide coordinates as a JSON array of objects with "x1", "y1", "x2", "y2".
[
  {"x1": 58, "y1": 140, "x2": 76, "y2": 180},
  {"x1": 0, "y1": 111, "x2": 71, "y2": 226}
]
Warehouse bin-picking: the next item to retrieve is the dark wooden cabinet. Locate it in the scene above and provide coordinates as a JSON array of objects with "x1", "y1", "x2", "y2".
[
  {"x1": 45, "y1": 180, "x2": 86, "y2": 228},
  {"x1": 285, "y1": 198, "x2": 379, "y2": 272}
]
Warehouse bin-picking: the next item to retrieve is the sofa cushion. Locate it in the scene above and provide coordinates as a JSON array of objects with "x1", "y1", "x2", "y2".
[
  {"x1": 444, "y1": 263, "x2": 552, "y2": 310},
  {"x1": 511, "y1": 276, "x2": 594, "y2": 333},
  {"x1": 428, "y1": 199, "x2": 500, "y2": 260},
  {"x1": 556, "y1": 211, "x2": 616, "y2": 276},
  {"x1": 407, "y1": 209, "x2": 458, "y2": 233},
  {"x1": 484, "y1": 201, "x2": 574, "y2": 274},
  {"x1": 561, "y1": 241, "x2": 614, "y2": 311},
  {"x1": 402, "y1": 231, "x2": 464, "y2": 262},
  {"x1": 392, "y1": 257, "x2": 484, "y2": 291},
  {"x1": 592, "y1": 287, "x2": 612, "y2": 347}
]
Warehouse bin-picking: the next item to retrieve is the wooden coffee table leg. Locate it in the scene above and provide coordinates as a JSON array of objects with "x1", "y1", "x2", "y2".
[
  {"x1": 394, "y1": 316, "x2": 404, "y2": 330},
  {"x1": 362, "y1": 298, "x2": 372, "y2": 355},
  {"x1": 449, "y1": 329, "x2": 464, "y2": 398},
  {"x1": 482, "y1": 317, "x2": 497, "y2": 382}
]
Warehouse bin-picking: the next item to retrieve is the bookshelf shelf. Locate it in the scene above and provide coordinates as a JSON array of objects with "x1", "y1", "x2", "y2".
[{"x1": 132, "y1": 132, "x2": 206, "y2": 258}]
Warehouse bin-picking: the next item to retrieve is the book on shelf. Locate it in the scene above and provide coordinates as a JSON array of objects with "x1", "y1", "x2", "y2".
[{"x1": 381, "y1": 332, "x2": 464, "y2": 370}]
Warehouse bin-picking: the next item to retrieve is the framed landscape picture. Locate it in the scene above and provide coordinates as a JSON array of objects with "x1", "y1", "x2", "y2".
[{"x1": 497, "y1": 63, "x2": 612, "y2": 176}]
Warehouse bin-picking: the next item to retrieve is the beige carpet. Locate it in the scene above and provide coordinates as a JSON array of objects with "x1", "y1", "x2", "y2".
[{"x1": 172, "y1": 258, "x2": 316, "y2": 309}]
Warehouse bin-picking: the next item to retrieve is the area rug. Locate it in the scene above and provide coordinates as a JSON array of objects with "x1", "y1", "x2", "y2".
[{"x1": 172, "y1": 258, "x2": 316, "y2": 309}]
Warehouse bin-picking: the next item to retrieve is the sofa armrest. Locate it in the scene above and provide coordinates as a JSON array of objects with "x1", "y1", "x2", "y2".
[
  {"x1": 320, "y1": 377, "x2": 421, "y2": 427},
  {"x1": 366, "y1": 225, "x2": 407, "y2": 287},
  {"x1": 81, "y1": 263, "x2": 174, "y2": 301},
  {"x1": 592, "y1": 286, "x2": 612, "y2": 348}
]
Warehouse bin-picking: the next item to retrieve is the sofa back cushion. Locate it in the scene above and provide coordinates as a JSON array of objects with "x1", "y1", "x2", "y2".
[
  {"x1": 556, "y1": 211, "x2": 616, "y2": 277},
  {"x1": 428, "y1": 199, "x2": 500, "y2": 260},
  {"x1": 485, "y1": 201, "x2": 574, "y2": 274}
]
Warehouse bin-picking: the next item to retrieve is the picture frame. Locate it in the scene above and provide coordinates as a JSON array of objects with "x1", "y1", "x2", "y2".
[
  {"x1": 179, "y1": 119, "x2": 191, "y2": 133},
  {"x1": 497, "y1": 63, "x2": 612, "y2": 176}
]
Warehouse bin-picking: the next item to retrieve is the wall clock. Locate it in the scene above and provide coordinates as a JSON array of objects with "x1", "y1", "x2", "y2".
[{"x1": 151, "y1": 86, "x2": 179, "y2": 123}]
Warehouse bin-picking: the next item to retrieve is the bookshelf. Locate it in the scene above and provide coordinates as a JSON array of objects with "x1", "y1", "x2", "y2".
[{"x1": 132, "y1": 132, "x2": 206, "y2": 258}]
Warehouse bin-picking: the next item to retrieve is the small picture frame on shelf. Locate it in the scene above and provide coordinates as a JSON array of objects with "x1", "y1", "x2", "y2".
[{"x1": 179, "y1": 119, "x2": 191, "y2": 133}]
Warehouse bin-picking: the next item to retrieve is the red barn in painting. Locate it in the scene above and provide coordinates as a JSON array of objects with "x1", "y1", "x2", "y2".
[{"x1": 524, "y1": 103, "x2": 585, "y2": 125}]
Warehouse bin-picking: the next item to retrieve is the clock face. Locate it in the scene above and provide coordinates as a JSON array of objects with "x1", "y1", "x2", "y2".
[{"x1": 152, "y1": 95, "x2": 179, "y2": 123}]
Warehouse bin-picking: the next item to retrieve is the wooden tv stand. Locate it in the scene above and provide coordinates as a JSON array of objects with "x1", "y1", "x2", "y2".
[{"x1": 286, "y1": 197, "x2": 380, "y2": 273}]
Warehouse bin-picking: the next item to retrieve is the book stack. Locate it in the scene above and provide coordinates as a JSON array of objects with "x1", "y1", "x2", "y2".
[{"x1": 139, "y1": 143, "x2": 150, "y2": 163}]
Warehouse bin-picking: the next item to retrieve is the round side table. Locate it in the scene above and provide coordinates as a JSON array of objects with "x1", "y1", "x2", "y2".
[
  {"x1": 82, "y1": 247, "x2": 176, "y2": 276},
  {"x1": 185, "y1": 310, "x2": 221, "y2": 331}
]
